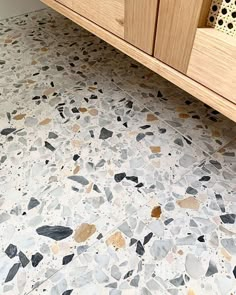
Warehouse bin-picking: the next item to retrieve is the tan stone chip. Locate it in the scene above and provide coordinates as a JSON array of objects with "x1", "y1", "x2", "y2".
[
  {"x1": 13, "y1": 114, "x2": 26, "y2": 120},
  {"x1": 39, "y1": 118, "x2": 52, "y2": 125},
  {"x1": 147, "y1": 114, "x2": 158, "y2": 122},
  {"x1": 150, "y1": 146, "x2": 161, "y2": 153},
  {"x1": 88, "y1": 109, "x2": 98, "y2": 116},
  {"x1": 177, "y1": 197, "x2": 200, "y2": 210},
  {"x1": 79, "y1": 107, "x2": 87, "y2": 113},
  {"x1": 106, "y1": 232, "x2": 126, "y2": 249},
  {"x1": 74, "y1": 223, "x2": 96, "y2": 243},
  {"x1": 151, "y1": 206, "x2": 162, "y2": 219},
  {"x1": 73, "y1": 166, "x2": 80, "y2": 175}
]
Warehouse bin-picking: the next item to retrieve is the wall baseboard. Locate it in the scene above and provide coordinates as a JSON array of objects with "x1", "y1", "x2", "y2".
[{"x1": 0, "y1": 0, "x2": 45, "y2": 20}]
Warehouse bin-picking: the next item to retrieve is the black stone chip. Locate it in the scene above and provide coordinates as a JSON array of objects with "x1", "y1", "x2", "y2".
[
  {"x1": 126, "y1": 176, "x2": 139, "y2": 183},
  {"x1": 89, "y1": 130, "x2": 94, "y2": 138},
  {"x1": 99, "y1": 128, "x2": 113, "y2": 140},
  {"x1": 93, "y1": 184, "x2": 101, "y2": 193},
  {"x1": 158, "y1": 128, "x2": 166, "y2": 134},
  {"x1": 186, "y1": 187, "x2": 198, "y2": 195},
  {"x1": 90, "y1": 94, "x2": 98, "y2": 99},
  {"x1": 174, "y1": 138, "x2": 184, "y2": 147},
  {"x1": 73, "y1": 154, "x2": 80, "y2": 161},
  {"x1": 140, "y1": 125, "x2": 151, "y2": 129},
  {"x1": 19, "y1": 251, "x2": 30, "y2": 267},
  {"x1": 129, "y1": 238, "x2": 137, "y2": 246},
  {"x1": 114, "y1": 173, "x2": 126, "y2": 183},
  {"x1": 32, "y1": 96, "x2": 40, "y2": 100},
  {"x1": 62, "y1": 254, "x2": 74, "y2": 265},
  {"x1": 199, "y1": 176, "x2": 211, "y2": 181},
  {"x1": 36, "y1": 225, "x2": 73, "y2": 241},
  {"x1": 185, "y1": 100, "x2": 192, "y2": 105},
  {"x1": 197, "y1": 235, "x2": 205, "y2": 242},
  {"x1": 135, "y1": 183, "x2": 144, "y2": 188},
  {"x1": 143, "y1": 233, "x2": 153, "y2": 245},
  {"x1": 126, "y1": 101, "x2": 133, "y2": 108},
  {"x1": 45, "y1": 141, "x2": 55, "y2": 152},
  {"x1": 145, "y1": 132, "x2": 153, "y2": 136},
  {"x1": 136, "y1": 241, "x2": 145, "y2": 256},
  {"x1": 28, "y1": 197, "x2": 40, "y2": 210},
  {"x1": 31, "y1": 252, "x2": 43, "y2": 267},
  {"x1": 209, "y1": 160, "x2": 222, "y2": 169},
  {"x1": 5, "y1": 244, "x2": 17, "y2": 258},
  {"x1": 5, "y1": 263, "x2": 21, "y2": 283},
  {"x1": 220, "y1": 214, "x2": 236, "y2": 224},
  {"x1": 164, "y1": 218, "x2": 174, "y2": 225},
  {"x1": 42, "y1": 66, "x2": 49, "y2": 71},
  {"x1": 97, "y1": 233, "x2": 103, "y2": 240},
  {"x1": 123, "y1": 270, "x2": 134, "y2": 279},
  {"x1": 56, "y1": 65, "x2": 64, "y2": 71},
  {"x1": 62, "y1": 290, "x2": 73, "y2": 295},
  {"x1": 1, "y1": 128, "x2": 16, "y2": 136},
  {"x1": 233, "y1": 266, "x2": 236, "y2": 279},
  {"x1": 136, "y1": 133, "x2": 145, "y2": 142},
  {"x1": 183, "y1": 136, "x2": 192, "y2": 145},
  {"x1": 48, "y1": 132, "x2": 58, "y2": 139},
  {"x1": 71, "y1": 107, "x2": 79, "y2": 113}
]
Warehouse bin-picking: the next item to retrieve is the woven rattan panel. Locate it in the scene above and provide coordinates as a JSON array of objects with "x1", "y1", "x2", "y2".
[{"x1": 207, "y1": 0, "x2": 236, "y2": 37}]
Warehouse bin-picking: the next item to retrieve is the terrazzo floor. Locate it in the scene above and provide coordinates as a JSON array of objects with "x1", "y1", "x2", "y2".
[{"x1": 0, "y1": 8, "x2": 236, "y2": 295}]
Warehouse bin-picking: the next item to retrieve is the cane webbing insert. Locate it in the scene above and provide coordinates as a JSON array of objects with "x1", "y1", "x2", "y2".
[{"x1": 207, "y1": 0, "x2": 236, "y2": 37}]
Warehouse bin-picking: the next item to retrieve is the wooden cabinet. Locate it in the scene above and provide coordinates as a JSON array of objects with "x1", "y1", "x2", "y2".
[
  {"x1": 187, "y1": 28, "x2": 236, "y2": 104},
  {"x1": 56, "y1": 0, "x2": 73, "y2": 9},
  {"x1": 55, "y1": 0, "x2": 159, "y2": 54},
  {"x1": 154, "y1": 0, "x2": 236, "y2": 104},
  {"x1": 70, "y1": 0, "x2": 125, "y2": 38},
  {"x1": 42, "y1": 0, "x2": 236, "y2": 121},
  {"x1": 154, "y1": 0, "x2": 212, "y2": 73}
]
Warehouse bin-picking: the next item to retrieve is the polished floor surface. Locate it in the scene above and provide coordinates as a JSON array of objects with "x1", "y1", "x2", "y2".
[{"x1": 0, "y1": 8, "x2": 236, "y2": 295}]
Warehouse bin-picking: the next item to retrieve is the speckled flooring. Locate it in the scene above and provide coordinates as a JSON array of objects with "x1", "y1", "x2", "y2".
[{"x1": 0, "y1": 8, "x2": 236, "y2": 295}]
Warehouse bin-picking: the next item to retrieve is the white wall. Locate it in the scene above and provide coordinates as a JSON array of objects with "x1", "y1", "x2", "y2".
[{"x1": 0, "y1": 0, "x2": 45, "y2": 19}]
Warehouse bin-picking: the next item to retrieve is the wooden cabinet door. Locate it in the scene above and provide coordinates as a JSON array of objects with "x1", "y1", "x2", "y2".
[
  {"x1": 125, "y1": 0, "x2": 159, "y2": 54},
  {"x1": 154, "y1": 0, "x2": 212, "y2": 73},
  {"x1": 66, "y1": 0, "x2": 159, "y2": 54},
  {"x1": 72, "y1": 0, "x2": 125, "y2": 38}
]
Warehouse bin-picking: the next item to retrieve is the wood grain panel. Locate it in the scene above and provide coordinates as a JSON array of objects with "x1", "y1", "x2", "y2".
[
  {"x1": 72, "y1": 0, "x2": 125, "y2": 38},
  {"x1": 188, "y1": 28, "x2": 236, "y2": 104},
  {"x1": 154, "y1": 0, "x2": 205, "y2": 73},
  {"x1": 41, "y1": 0, "x2": 236, "y2": 122},
  {"x1": 198, "y1": 0, "x2": 212, "y2": 27},
  {"x1": 125, "y1": 0, "x2": 158, "y2": 54},
  {"x1": 56, "y1": 0, "x2": 73, "y2": 9}
]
